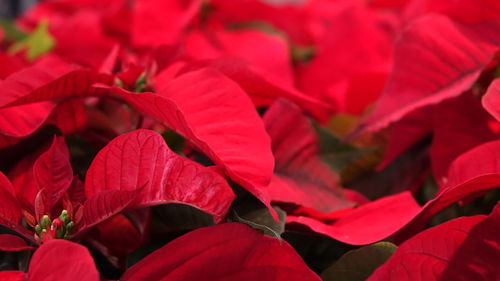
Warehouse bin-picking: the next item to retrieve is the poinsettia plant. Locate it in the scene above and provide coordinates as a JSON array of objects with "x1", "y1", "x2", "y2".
[{"x1": 0, "y1": 0, "x2": 498, "y2": 280}]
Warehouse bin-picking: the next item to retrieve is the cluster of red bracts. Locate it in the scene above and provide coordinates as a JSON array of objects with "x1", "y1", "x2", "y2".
[{"x1": 0, "y1": 0, "x2": 499, "y2": 280}]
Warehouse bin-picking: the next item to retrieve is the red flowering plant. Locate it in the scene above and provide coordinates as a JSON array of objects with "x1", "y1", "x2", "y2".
[{"x1": 0, "y1": 0, "x2": 498, "y2": 280}]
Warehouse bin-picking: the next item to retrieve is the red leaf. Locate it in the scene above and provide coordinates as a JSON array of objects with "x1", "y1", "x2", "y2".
[
  {"x1": 263, "y1": 99, "x2": 351, "y2": 212},
  {"x1": 287, "y1": 192, "x2": 421, "y2": 245},
  {"x1": 395, "y1": 139, "x2": 500, "y2": 241},
  {"x1": 80, "y1": 190, "x2": 137, "y2": 231},
  {"x1": 47, "y1": 99, "x2": 89, "y2": 134},
  {"x1": 368, "y1": 204, "x2": 500, "y2": 280},
  {"x1": 48, "y1": 11, "x2": 118, "y2": 68},
  {"x1": 378, "y1": 106, "x2": 433, "y2": 170},
  {"x1": 430, "y1": 93, "x2": 496, "y2": 188},
  {"x1": 0, "y1": 102, "x2": 55, "y2": 138},
  {"x1": 86, "y1": 213, "x2": 146, "y2": 259},
  {"x1": 441, "y1": 139, "x2": 500, "y2": 190},
  {"x1": 297, "y1": 6, "x2": 392, "y2": 115},
  {"x1": 292, "y1": 138, "x2": 500, "y2": 244},
  {"x1": 28, "y1": 240, "x2": 99, "y2": 281},
  {"x1": 208, "y1": 0, "x2": 313, "y2": 45},
  {"x1": 0, "y1": 234, "x2": 34, "y2": 252},
  {"x1": 0, "y1": 56, "x2": 111, "y2": 108},
  {"x1": 0, "y1": 52, "x2": 26, "y2": 79},
  {"x1": 0, "y1": 102, "x2": 56, "y2": 149},
  {"x1": 356, "y1": 14, "x2": 498, "y2": 134},
  {"x1": 122, "y1": 223, "x2": 321, "y2": 281},
  {"x1": 185, "y1": 29, "x2": 295, "y2": 86},
  {"x1": 85, "y1": 129, "x2": 235, "y2": 222},
  {"x1": 440, "y1": 204, "x2": 500, "y2": 280},
  {"x1": 482, "y1": 78, "x2": 500, "y2": 121},
  {"x1": 103, "y1": 68, "x2": 273, "y2": 213},
  {"x1": 33, "y1": 136, "x2": 73, "y2": 207},
  {"x1": 405, "y1": 0, "x2": 500, "y2": 23},
  {"x1": 0, "y1": 271, "x2": 26, "y2": 281},
  {"x1": 0, "y1": 172, "x2": 22, "y2": 230},
  {"x1": 178, "y1": 59, "x2": 333, "y2": 122},
  {"x1": 131, "y1": 0, "x2": 200, "y2": 47}
]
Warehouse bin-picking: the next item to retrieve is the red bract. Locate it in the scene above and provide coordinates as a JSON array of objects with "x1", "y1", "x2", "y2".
[
  {"x1": 263, "y1": 99, "x2": 351, "y2": 212},
  {"x1": 178, "y1": 59, "x2": 334, "y2": 121},
  {"x1": 1, "y1": 224, "x2": 322, "y2": 281},
  {"x1": 101, "y1": 68, "x2": 275, "y2": 214},
  {"x1": 184, "y1": 29, "x2": 295, "y2": 85},
  {"x1": 1, "y1": 0, "x2": 499, "y2": 278},
  {"x1": 84, "y1": 129, "x2": 235, "y2": 223},
  {"x1": 0, "y1": 56, "x2": 111, "y2": 107},
  {"x1": 0, "y1": 240, "x2": 99, "y2": 281},
  {"x1": 0, "y1": 130, "x2": 235, "y2": 246},
  {"x1": 288, "y1": 136, "x2": 500, "y2": 244},
  {"x1": 430, "y1": 94, "x2": 497, "y2": 189},
  {"x1": 131, "y1": 0, "x2": 200, "y2": 48},
  {"x1": 482, "y1": 78, "x2": 500, "y2": 121},
  {"x1": 0, "y1": 102, "x2": 56, "y2": 148},
  {"x1": 122, "y1": 223, "x2": 322, "y2": 281},
  {"x1": 287, "y1": 192, "x2": 421, "y2": 245},
  {"x1": 0, "y1": 235, "x2": 34, "y2": 252},
  {"x1": 297, "y1": 5, "x2": 393, "y2": 114},
  {"x1": 367, "y1": 203, "x2": 500, "y2": 280},
  {"x1": 355, "y1": 12, "x2": 500, "y2": 134}
]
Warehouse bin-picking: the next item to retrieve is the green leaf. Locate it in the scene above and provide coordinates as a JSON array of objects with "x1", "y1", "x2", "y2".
[
  {"x1": 230, "y1": 206, "x2": 286, "y2": 242},
  {"x1": 321, "y1": 242, "x2": 397, "y2": 281},
  {"x1": 315, "y1": 123, "x2": 377, "y2": 174},
  {"x1": 0, "y1": 20, "x2": 28, "y2": 42},
  {"x1": 8, "y1": 20, "x2": 55, "y2": 61}
]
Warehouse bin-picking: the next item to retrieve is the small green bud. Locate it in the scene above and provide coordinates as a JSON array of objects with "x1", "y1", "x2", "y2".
[
  {"x1": 59, "y1": 210, "x2": 70, "y2": 224},
  {"x1": 114, "y1": 77, "x2": 124, "y2": 88},
  {"x1": 40, "y1": 215, "x2": 51, "y2": 229},
  {"x1": 66, "y1": 222, "x2": 74, "y2": 234},
  {"x1": 35, "y1": 224, "x2": 42, "y2": 235},
  {"x1": 134, "y1": 72, "x2": 147, "y2": 93}
]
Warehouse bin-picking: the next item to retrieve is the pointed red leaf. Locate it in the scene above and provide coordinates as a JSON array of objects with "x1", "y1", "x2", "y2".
[
  {"x1": 0, "y1": 234, "x2": 34, "y2": 252},
  {"x1": 440, "y1": 204, "x2": 500, "y2": 280},
  {"x1": 291, "y1": 138, "x2": 500, "y2": 244},
  {"x1": 0, "y1": 101, "x2": 56, "y2": 149},
  {"x1": 47, "y1": 99, "x2": 89, "y2": 134},
  {"x1": 0, "y1": 172, "x2": 22, "y2": 230},
  {"x1": 0, "y1": 271, "x2": 26, "y2": 281},
  {"x1": 0, "y1": 56, "x2": 111, "y2": 108},
  {"x1": 404, "y1": 0, "x2": 500, "y2": 23},
  {"x1": 368, "y1": 204, "x2": 500, "y2": 281},
  {"x1": 122, "y1": 223, "x2": 321, "y2": 281},
  {"x1": 85, "y1": 129, "x2": 235, "y2": 222},
  {"x1": 79, "y1": 190, "x2": 137, "y2": 231},
  {"x1": 185, "y1": 29, "x2": 295, "y2": 85},
  {"x1": 48, "y1": 11, "x2": 118, "y2": 68},
  {"x1": 297, "y1": 6, "x2": 392, "y2": 115},
  {"x1": 103, "y1": 68, "x2": 274, "y2": 212},
  {"x1": 9, "y1": 151, "x2": 42, "y2": 209},
  {"x1": 395, "y1": 139, "x2": 500, "y2": 241},
  {"x1": 0, "y1": 52, "x2": 26, "y2": 79},
  {"x1": 430, "y1": 93, "x2": 496, "y2": 188},
  {"x1": 0, "y1": 102, "x2": 56, "y2": 138},
  {"x1": 178, "y1": 59, "x2": 333, "y2": 122},
  {"x1": 378, "y1": 106, "x2": 433, "y2": 169},
  {"x1": 131, "y1": 0, "x2": 200, "y2": 47},
  {"x1": 356, "y1": 14, "x2": 498, "y2": 134},
  {"x1": 263, "y1": 99, "x2": 351, "y2": 212},
  {"x1": 33, "y1": 136, "x2": 73, "y2": 207},
  {"x1": 482, "y1": 78, "x2": 500, "y2": 121},
  {"x1": 287, "y1": 192, "x2": 421, "y2": 245},
  {"x1": 28, "y1": 240, "x2": 99, "y2": 281}
]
